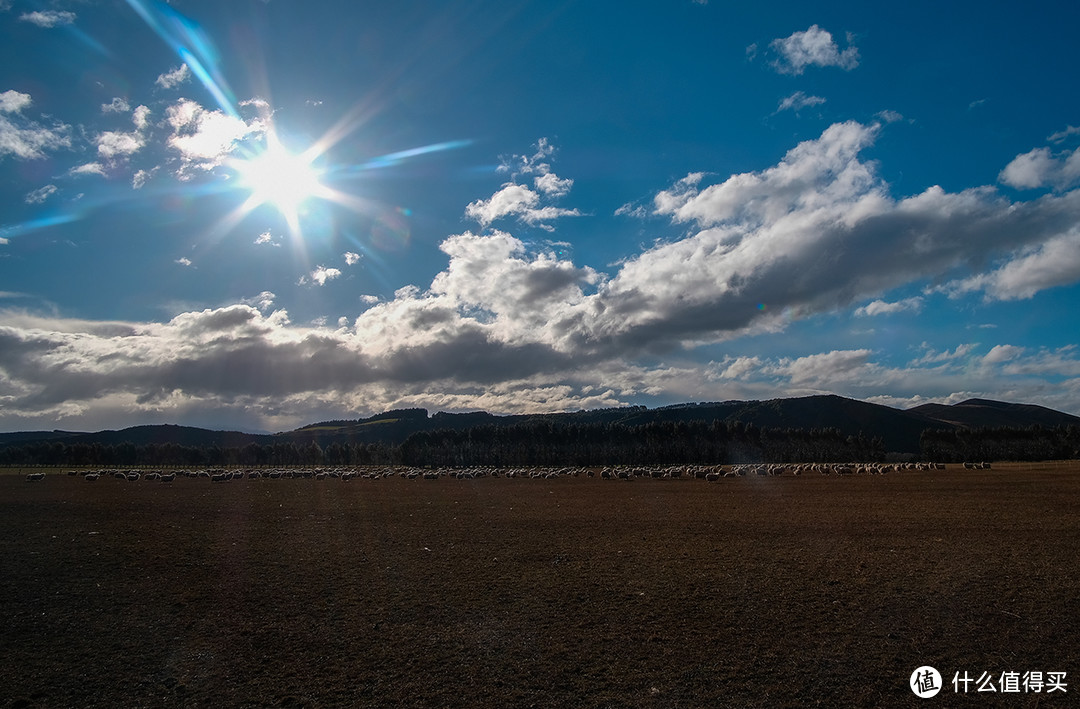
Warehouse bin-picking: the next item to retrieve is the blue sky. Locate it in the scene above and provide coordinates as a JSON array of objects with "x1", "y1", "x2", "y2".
[{"x1": 3, "y1": 0, "x2": 1080, "y2": 433}]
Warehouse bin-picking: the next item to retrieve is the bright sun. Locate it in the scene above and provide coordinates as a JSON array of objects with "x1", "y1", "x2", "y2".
[{"x1": 233, "y1": 136, "x2": 326, "y2": 224}]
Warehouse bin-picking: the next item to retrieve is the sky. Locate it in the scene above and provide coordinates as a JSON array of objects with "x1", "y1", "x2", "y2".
[{"x1": 2, "y1": 0, "x2": 1080, "y2": 433}]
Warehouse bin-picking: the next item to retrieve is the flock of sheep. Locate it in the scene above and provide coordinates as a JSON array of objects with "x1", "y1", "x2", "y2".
[{"x1": 22, "y1": 460, "x2": 983, "y2": 483}]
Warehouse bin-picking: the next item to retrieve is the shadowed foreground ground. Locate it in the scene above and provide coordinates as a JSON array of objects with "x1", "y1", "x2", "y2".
[{"x1": 1, "y1": 463, "x2": 1077, "y2": 707}]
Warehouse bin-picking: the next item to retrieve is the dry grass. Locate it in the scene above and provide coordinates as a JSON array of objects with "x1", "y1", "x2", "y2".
[{"x1": 2, "y1": 463, "x2": 1078, "y2": 707}]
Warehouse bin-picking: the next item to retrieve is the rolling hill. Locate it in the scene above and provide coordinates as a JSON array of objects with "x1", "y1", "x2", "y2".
[{"x1": 3, "y1": 395, "x2": 1079, "y2": 456}]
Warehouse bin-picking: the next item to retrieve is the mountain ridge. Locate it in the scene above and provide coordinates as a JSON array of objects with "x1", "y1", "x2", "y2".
[{"x1": 3, "y1": 395, "x2": 1079, "y2": 456}]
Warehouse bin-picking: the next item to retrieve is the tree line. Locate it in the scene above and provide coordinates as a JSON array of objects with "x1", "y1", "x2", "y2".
[
  {"x1": 1, "y1": 420, "x2": 885, "y2": 467},
  {"x1": 919, "y1": 425, "x2": 1080, "y2": 462}
]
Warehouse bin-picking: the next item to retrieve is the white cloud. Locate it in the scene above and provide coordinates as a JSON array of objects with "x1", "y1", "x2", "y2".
[
  {"x1": 165, "y1": 98, "x2": 265, "y2": 177},
  {"x1": 175, "y1": 257, "x2": 193, "y2": 267},
  {"x1": 585, "y1": 120, "x2": 1080, "y2": 350},
  {"x1": 999, "y1": 345, "x2": 1080, "y2": 377},
  {"x1": 7, "y1": 125, "x2": 1080, "y2": 428},
  {"x1": 240, "y1": 291, "x2": 276, "y2": 311},
  {"x1": 718, "y1": 355, "x2": 763, "y2": 380},
  {"x1": 500, "y1": 137, "x2": 556, "y2": 176},
  {"x1": 535, "y1": 172, "x2": 573, "y2": 197},
  {"x1": 854, "y1": 297, "x2": 923, "y2": 317},
  {"x1": 772, "y1": 349, "x2": 875, "y2": 385},
  {"x1": 156, "y1": 64, "x2": 191, "y2": 89},
  {"x1": 0, "y1": 92, "x2": 71, "y2": 159},
  {"x1": 343, "y1": 251, "x2": 361, "y2": 265},
  {"x1": 97, "y1": 130, "x2": 145, "y2": 160},
  {"x1": 875, "y1": 110, "x2": 904, "y2": 124},
  {"x1": 983, "y1": 344, "x2": 1024, "y2": 364},
  {"x1": 465, "y1": 182, "x2": 581, "y2": 230},
  {"x1": 428, "y1": 230, "x2": 600, "y2": 343},
  {"x1": 467, "y1": 139, "x2": 582, "y2": 230},
  {"x1": 775, "y1": 91, "x2": 826, "y2": 114},
  {"x1": 909, "y1": 343, "x2": 977, "y2": 366},
  {"x1": 652, "y1": 122, "x2": 881, "y2": 227},
  {"x1": 614, "y1": 202, "x2": 649, "y2": 219},
  {"x1": 768, "y1": 25, "x2": 859, "y2": 75},
  {"x1": 19, "y1": 10, "x2": 75, "y2": 27},
  {"x1": 938, "y1": 230, "x2": 1080, "y2": 301},
  {"x1": 1048, "y1": 126, "x2": 1080, "y2": 144},
  {"x1": 309, "y1": 266, "x2": 341, "y2": 286},
  {"x1": 68, "y1": 162, "x2": 106, "y2": 177},
  {"x1": 25, "y1": 184, "x2": 57, "y2": 204},
  {"x1": 102, "y1": 97, "x2": 131, "y2": 114},
  {"x1": 132, "y1": 168, "x2": 156, "y2": 189},
  {"x1": 0, "y1": 90, "x2": 32, "y2": 113},
  {"x1": 999, "y1": 146, "x2": 1080, "y2": 191},
  {"x1": 132, "y1": 105, "x2": 151, "y2": 130},
  {"x1": 254, "y1": 231, "x2": 279, "y2": 246}
]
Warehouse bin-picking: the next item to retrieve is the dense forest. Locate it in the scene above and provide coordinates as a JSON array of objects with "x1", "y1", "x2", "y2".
[
  {"x1": 4, "y1": 419, "x2": 1079, "y2": 468},
  {"x1": 919, "y1": 425, "x2": 1080, "y2": 462},
  {"x1": 2, "y1": 420, "x2": 881, "y2": 467}
]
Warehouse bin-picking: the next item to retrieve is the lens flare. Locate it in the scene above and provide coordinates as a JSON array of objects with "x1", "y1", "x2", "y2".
[{"x1": 232, "y1": 136, "x2": 326, "y2": 224}]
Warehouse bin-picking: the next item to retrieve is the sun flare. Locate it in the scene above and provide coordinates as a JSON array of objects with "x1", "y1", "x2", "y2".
[{"x1": 232, "y1": 135, "x2": 327, "y2": 226}]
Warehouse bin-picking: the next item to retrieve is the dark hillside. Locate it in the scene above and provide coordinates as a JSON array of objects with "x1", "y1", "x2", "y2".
[
  {"x1": 716, "y1": 395, "x2": 940, "y2": 454},
  {"x1": 910, "y1": 398, "x2": 1080, "y2": 429},
  {"x1": 3, "y1": 395, "x2": 1079, "y2": 459}
]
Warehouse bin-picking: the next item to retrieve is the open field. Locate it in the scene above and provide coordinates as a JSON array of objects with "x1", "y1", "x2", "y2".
[{"x1": 2, "y1": 463, "x2": 1078, "y2": 707}]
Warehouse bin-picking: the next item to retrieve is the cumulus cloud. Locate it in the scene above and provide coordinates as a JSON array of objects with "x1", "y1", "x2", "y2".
[
  {"x1": 0, "y1": 302, "x2": 592, "y2": 430},
  {"x1": 937, "y1": 230, "x2": 1080, "y2": 301},
  {"x1": 7, "y1": 124, "x2": 1080, "y2": 428},
  {"x1": 132, "y1": 105, "x2": 151, "y2": 130},
  {"x1": 983, "y1": 344, "x2": 1024, "y2": 364},
  {"x1": 0, "y1": 90, "x2": 32, "y2": 113},
  {"x1": 156, "y1": 64, "x2": 191, "y2": 89},
  {"x1": 535, "y1": 172, "x2": 574, "y2": 197},
  {"x1": 19, "y1": 10, "x2": 75, "y2": 27},
  {"x1": 768, "y1": 25, "x2": 859, "y2": 75},
  {"x1": 771, "y1": 349, "x2": 875, "y2": 385},
  {"x1": 240, "y1": 291, "x2": 276, "y2": 311},
  {"x1": 854, "y1": 297, "x2": 923, "y2": 317},
  {"x1": 718, "y1": 355, "x2": 763, "y2": 380},
  {"x1": 97, "y1": 130, "x2": 145, "y2": 160},
  {"x1": 175, "y1": 257, "x2": 192, "y2": 267},
  {"x1": 0, "y1": 91, "x2": 71, "y2": 159},
  {"x1": 999, "y1": 146, "x2": 1080, "y2": 191},
  {"x1": 165, "y1": 98, "x2": 265, "y2": 178},
  {"x1": 308, "y1": 266, "x2": 342, "y2": 286},
  {"x1": 102, "y1": 97, "x2": 131, "y2": 114},
  {"x1": 344, "y1": 251, "x2": 361, "y2": 266},
  {"x1": 523, "y1": 120, "x2": 1080, "y2": 361},
  {"x1": 466, "y1": 139, "x2": 582, "y2": 230}
]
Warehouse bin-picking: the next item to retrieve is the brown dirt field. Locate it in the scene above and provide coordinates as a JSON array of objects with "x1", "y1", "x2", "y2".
[{"x1": 1, "y1": 463, "x2": 1078, "y2": 708}]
